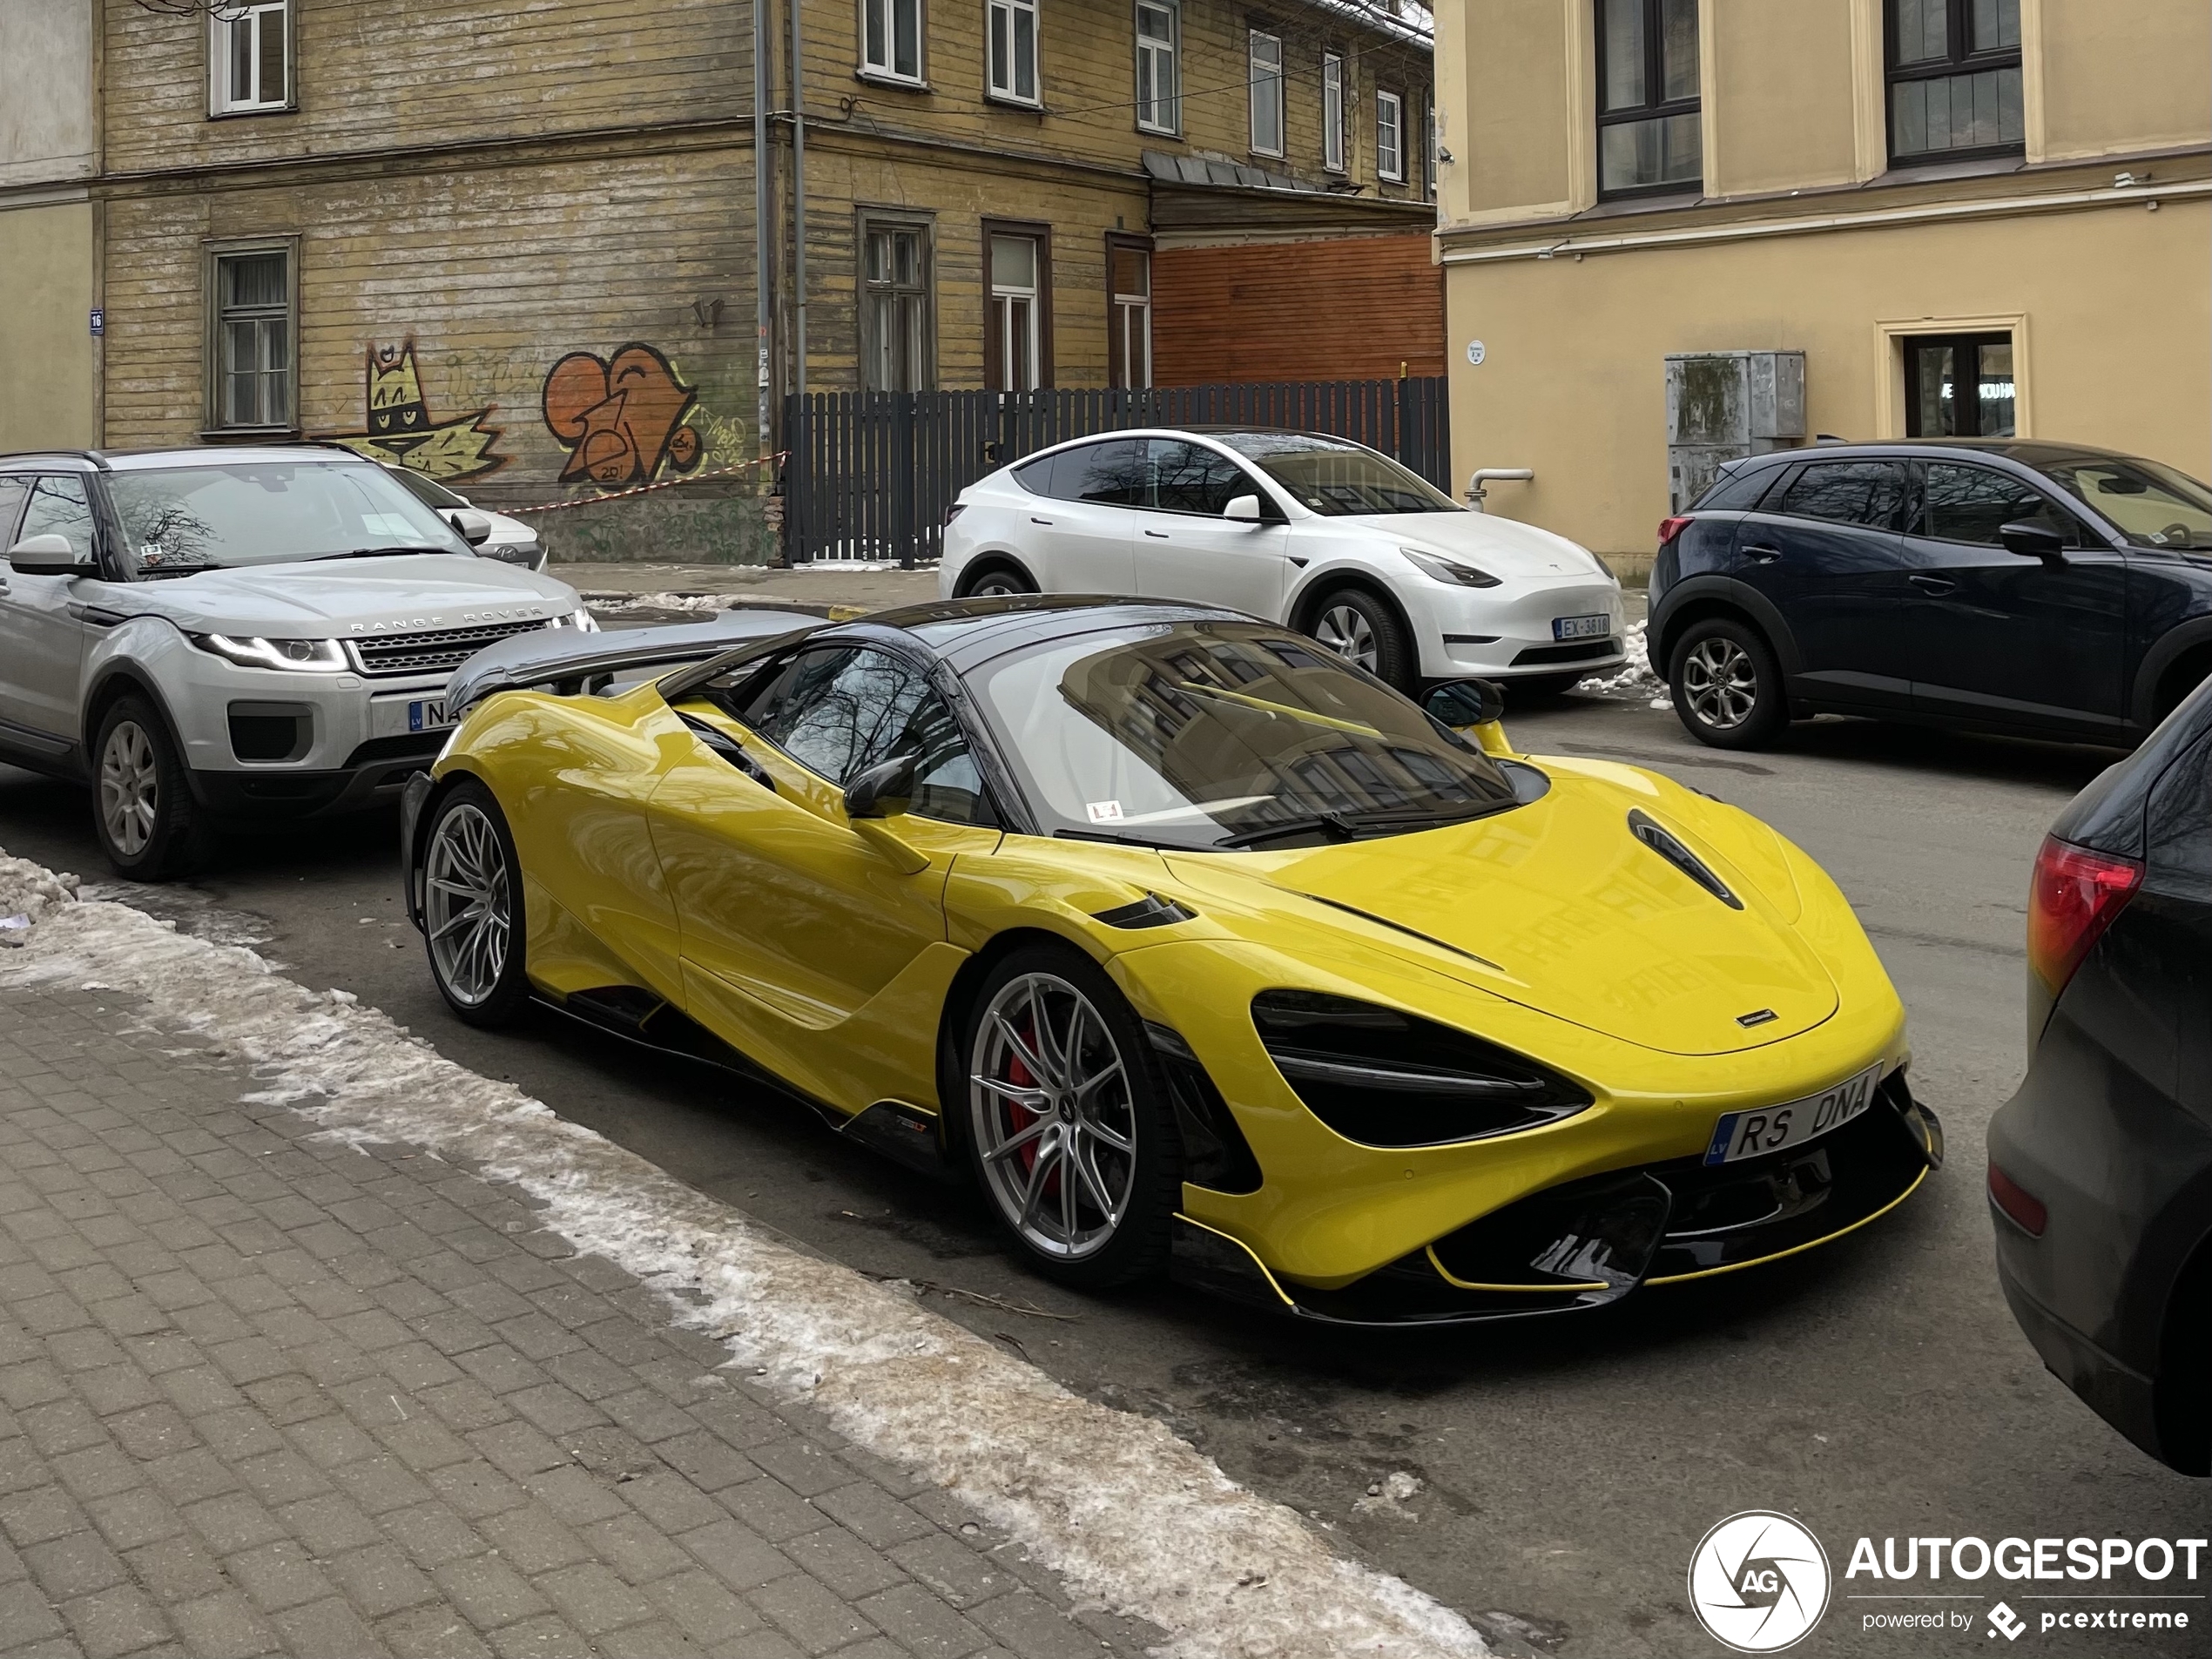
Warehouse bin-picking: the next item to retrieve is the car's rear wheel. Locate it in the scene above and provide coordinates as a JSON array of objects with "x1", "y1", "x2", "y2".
[
  {"x1": 1310, "y1": 587, "x2": 1414, "y2": 692},
  {"x1": 958, "y1": 563, "x2": 1037, "y2": 599},
  {"x1": 422, "y1": 780, "x2": 530, "y2": 1028},
  {"x1": 92, "y1": 695, "x2": 211, "y2": 881},
  {"x1": 1669, "y1": 617, "x2": 1787, "y2": 750},
  {"x1": 962, "y1": 947, "x2": 1180, "y2": 1290}
]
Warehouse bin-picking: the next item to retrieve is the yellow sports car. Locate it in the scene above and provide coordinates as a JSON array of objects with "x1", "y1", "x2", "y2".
[{"x1": 401, "y1": 597, "x2": 1941, "y2": 1322}]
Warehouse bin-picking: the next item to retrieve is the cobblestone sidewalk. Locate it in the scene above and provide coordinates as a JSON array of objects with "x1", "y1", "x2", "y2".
[{"x1": 0, "y1": 977, "x2": 1157, "y2": 1659}]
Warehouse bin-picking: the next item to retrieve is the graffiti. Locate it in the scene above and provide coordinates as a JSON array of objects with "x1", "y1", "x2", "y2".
[
  {"x1": 543, "y1": 343, "x2": 705, "y2": 488},
  {"x1": 325, "y1": 342, "x2": 506, "y2": 482}
]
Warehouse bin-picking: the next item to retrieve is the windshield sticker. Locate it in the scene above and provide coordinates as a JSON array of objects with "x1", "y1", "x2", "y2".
[{"x1": 1086, "y1": 800, "x2": 1126, "y2": 824}]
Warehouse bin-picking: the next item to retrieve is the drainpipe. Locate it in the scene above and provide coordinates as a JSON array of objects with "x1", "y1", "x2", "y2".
[
  {"x1": 788, "y1": 0, "x2": 808, "y2": 398},
  {"x1": 752, "y1": 0, "x2": 773, "y2": 460}
]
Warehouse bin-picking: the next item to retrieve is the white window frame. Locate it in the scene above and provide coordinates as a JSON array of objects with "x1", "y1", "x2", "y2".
[
  {"x1": 860, "y1": 0, "x2": 925, "y2": 85},
  {"x1": 1248, "y1": 30, "x2": 1285, "y2": 158},
  {"x1": 1426, "y1": 98, "x2": 1440, "y2": 198},
  {"x1": 988, "y1": 231, "x2": 1044, "y2": 392},
  {"x1": 987, "y1": 0, "x2": 1040, "y2": 105},
  {"x1": 1108, "y1": 240, "x2": 1151, "y2": 389},
  {"x1": 1376, "y1": 87, "x2": 1405, "y2": 182},
  {"x1": 209, "y1": 1, "x2": 291, "y2": 116},
  {"x1": 1135, "y1": 1, "x2": 1179, "y2": 136},
  {"x1": 1321, "y1": 53, "x2": 1345, "y2": 172}
]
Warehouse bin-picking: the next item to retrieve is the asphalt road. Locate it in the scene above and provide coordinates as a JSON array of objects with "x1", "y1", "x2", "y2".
[{"x1": 3, "y1": 672, "x2": 2207, "y2": 1658}]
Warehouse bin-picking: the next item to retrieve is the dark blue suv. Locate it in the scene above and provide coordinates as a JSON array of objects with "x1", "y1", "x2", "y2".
[{"x1": 1648, "y1": 442, "x2": 2212, "y2": 750}]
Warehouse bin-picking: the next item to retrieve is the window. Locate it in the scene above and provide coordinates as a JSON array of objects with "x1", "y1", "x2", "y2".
[
  {"x1": 985, "y1": 228, "x2": 1048, "y2": 392},
  {"x1": 1249, "y1": 31, "x2": 1285, "y2": 157},
  {"x1": 1035, "y1": 439, "x2": 1149, "y2": 506},
  {"x1": 0, "y1": 478, "x2": 29, "y2": 548},
  {"x1": 211, "y1": 1, "x2": 289, "y2": 114},
  {"x1": 1888, "y1": 0, "x2": 2022, "y2": 162},
  {"x1": 987, "y1": 0, "x2": 1038, "y2": 104},
  {"x1": 2042, "y1": 458, "x2": 2212, "y2": 550},
  {"x1": 1774, "y1": 461, "x2": 1908, "y2": 528},
  {"x1": 1136, "y1": 2, "x2": 1178, "y2": 133},
  {"x1": 1903, "y1": 331, "x2": 2013, "y2": 437},
  {"x1": 1425, "y1": 98, "x2": 1439, "y2": 199},
  {"x1": 1107, "y1": 239, "x2": 1150, "y2": 390},
  {"x1": 1321, "y1": 53, "x2": 1345, "y2": 172},
  {"x1": 208, "y1": 245, "x2": 294, "y2": 433},
  {"x1": 16, "y1": 477, "x2": 97, "y2": 563},
  {"x1": 1376, "y1": 89, "x2": 1405, "y2": 182},
  {"x1": 1150, "y1": 442, "x2": 1254, "y2": 516},
  {"x1": 861, "y1": 0, "x2": 923, "y2": 83},
  {"x1": 860, "y1": 219, "x2": 932, "y2": 392},
  {"x1": 1920, "y1": 463, "x2": 2075, "y2": 546},
  {"x1": 1594, "y1": 0, "x2": 1701, "y2": 197}
]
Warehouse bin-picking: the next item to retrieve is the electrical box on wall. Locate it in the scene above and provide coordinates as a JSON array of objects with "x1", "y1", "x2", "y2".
[{"x1": 1665, "y1": 350, "x2": 1805, "y2": 511}]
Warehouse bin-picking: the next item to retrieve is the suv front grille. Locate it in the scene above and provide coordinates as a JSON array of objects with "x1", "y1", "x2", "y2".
[{"x1": 344, "y1": 617, "x2": 553, "y2": 678}]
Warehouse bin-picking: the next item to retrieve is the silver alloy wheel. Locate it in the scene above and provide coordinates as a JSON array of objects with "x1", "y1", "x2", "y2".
[
  {"x1": 969, "y1": 972, "x2": 1138, "y2": 1261},
  {"x1": 971, "y1": 571, "x2": 1028, "y2": 598},
  {"x1": 1314, "y1": 603, "x2": 1379, "y2": 673},
  {"x1": 98, "y1": 720, "x2": 159, "y2": 858},
  {"x1": 424, "y1": 803, "x2": 512, "y2": 1008},
  {"x1": 1682, "y1": 637, "x2": 1760, "y2": 730}
]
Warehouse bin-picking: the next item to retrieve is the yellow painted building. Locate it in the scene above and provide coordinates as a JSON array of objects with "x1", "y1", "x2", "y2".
[
  {"x1": 1432, "y1": 0, "x2": 2211, "y2": 564},
  {"x1": 0, "y1": 0, "x2": 99, "y2": 453}
]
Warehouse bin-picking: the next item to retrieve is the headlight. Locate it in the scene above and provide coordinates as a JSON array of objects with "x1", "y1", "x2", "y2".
[
  {"x1": 1400, "y1": 548, "x2": 1501, "y2": 589},
  {"x1": 189, "y1": 634, "x2": 347, "y2": 673},
  {"x1": 556, "y1": 608, "x2": 600, "y2": 633},
  {"x1": 1251, "y1": 989, "x2": 1591, "y2": 1147}
]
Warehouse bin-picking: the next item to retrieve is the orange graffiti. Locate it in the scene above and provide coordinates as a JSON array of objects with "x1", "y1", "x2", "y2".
[{"x1": 542, "y1": 344, "x2": 705, "y2": 487}]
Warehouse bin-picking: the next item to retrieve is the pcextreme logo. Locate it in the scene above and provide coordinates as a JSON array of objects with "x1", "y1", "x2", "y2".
[{"x1": 1689, "y1": 1511, "x2": 1832, "y2": 1653}]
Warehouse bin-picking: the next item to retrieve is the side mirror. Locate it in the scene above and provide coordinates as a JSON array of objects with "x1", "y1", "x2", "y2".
[
  {"x1": 449, "y1": 509, "x2": 494, "y2": 548},
  {"x1": 1422, "y1": 678, "x2": 1507, "y2": 729},
  {"x1": 845, "y1": 752, "x2": 919, "y2": 819},
  {"x1": 1223, "y1": 494, "x2": 1264, "y2": 523},
  {"x1": 1998, "y1": 520, "x2": 2067, "y2": 561},
  {"x1": 6, "y1": 534, "x2": 91, "y2": 575}
]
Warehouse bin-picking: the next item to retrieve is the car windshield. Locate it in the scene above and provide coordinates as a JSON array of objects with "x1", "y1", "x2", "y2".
[
  {"x1": 385, "y1": 467, "x2": 470, "y2": 511},
  {"x1": 2042, "y1": 455, "x2": 2212, "y2": 550},
  {"x1": 1211, "y1": 431, "x2": 1462, "y2": 516},
  {"x1": 967, "y1": 619, "x2": 1518, "y2": 851},
  {"x1": 105, "y1": 461, "x2": 471, "y2": 575}
]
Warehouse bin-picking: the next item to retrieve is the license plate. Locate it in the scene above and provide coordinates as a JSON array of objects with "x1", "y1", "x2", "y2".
[
  {"x1": 1553, "y1": 614, "x2": 1610, "y2": 641},
  {"x1": 370, "y1": 696, "x2": 453, "y2": 739},
  {"x1": 1703, "y1": 1065, "x2": 1884, "y2": 1166}
]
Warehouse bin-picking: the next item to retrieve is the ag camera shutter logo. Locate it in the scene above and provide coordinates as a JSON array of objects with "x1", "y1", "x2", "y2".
[{"x1": 1689, "y1": 1511, "x2": 1831, "y2": 1652}]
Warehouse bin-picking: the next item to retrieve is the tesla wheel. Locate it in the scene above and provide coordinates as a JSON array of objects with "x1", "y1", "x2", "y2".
[
  {"x1": 1310, "y1": 588, "x2": 1413, "y2": 691},
  {"x1": 92, "y1": 696, "x2": 211, "y2": 881},
  {"x1": 422, "y1": 781, "x2": 530, "y2": 1028},
  {"x1": 962, "y1": 947, "x2": 1181, "y2": 1291},
  {"x1": 958, "y1": 563, "x2": 1036, "y2": 599},
  {"x1": 1669, "y1": 617, "x2": 1787, "y2": 750}
]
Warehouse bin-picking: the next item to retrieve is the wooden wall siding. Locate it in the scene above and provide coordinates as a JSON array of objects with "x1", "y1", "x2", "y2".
[
  {"x1": 1150, "y1": 234, "x2": 1444, "y2": 385},
  {"x1": 102, "y1": 0, "x2": 753, "y2": 178},
  {"x1": 102, "y1": 147, "x2": 763, "y2": 521},
  {"x1": 798, "y1": 0, "x2": 1431, "y2": 199}
]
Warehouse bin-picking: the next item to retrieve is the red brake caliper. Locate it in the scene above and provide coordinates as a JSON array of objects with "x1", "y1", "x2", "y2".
[{"x1": 1004, "y1": 1010, "x2": 1053, "y2": 1192}]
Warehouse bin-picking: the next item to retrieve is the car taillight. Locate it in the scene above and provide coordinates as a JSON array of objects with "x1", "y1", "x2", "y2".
[
  {"x1": 2025, "y1": 835, "x2": 2141, "y2": 996},
  {"x1": 944, "y1": 502, "x2": 967, "y2": 524},
  {"x1": 1986, "y1": 1163, "x2": 2047, "y2": 1237},
  {"x1": 1657, "y1": 516, "x2": 1691, "y2": 546}
]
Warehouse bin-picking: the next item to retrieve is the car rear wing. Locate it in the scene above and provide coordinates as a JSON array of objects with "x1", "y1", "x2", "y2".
[{"x1": 444, "y1": 610, "x2": 820, "y2": 720}]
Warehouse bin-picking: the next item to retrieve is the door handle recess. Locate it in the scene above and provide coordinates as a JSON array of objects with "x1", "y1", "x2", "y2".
[
  {"x1": 1742, "y1": 544, "x2": 1782, "y2": 564},
  {"x1": 1143, "y1": 529, "x2": 1170, "y2": 539},
  {"x1": 1907, "y1": 573, "x2": 1958, "y2": 594},
  {"x1": 1029, "y1": 516, "x2": 1054, "y2": 526}
]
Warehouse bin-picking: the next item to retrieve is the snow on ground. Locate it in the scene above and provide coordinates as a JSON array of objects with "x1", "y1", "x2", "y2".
[
  {"x1": 0, "y1": 850, "x2": 1487, "y2": 1659},
  {"x1": 1575, "y1": 619, "x2": 1672, "y2": 708}
]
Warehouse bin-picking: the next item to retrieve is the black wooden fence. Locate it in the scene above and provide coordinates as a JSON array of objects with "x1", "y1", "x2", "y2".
[{"x1": 781, "y1": 377, "x2": 1451, "y2": 567}]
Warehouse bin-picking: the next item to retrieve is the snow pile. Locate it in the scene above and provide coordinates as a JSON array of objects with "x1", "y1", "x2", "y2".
[
  {"x1": 0, "y1": 854, "x2": 78, "y2": 925},
  {"x1": 0, "y1": 851, "x2": 1487, "y2": 1659},
  {"x1": 1577, "y1": 618, "x2": 1670, "y2": 707},
  {"x1": 584, "y1": 591, "x2": 766, "y2": 616}
]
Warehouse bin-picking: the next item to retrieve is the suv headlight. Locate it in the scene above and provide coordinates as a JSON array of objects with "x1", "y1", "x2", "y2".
[
  {"x1": 1400, "y1": 548, "x2": 1501, "y2": 589},
  {"x1": 189, "y1": 634, "x2": 347, "y2": 673}
]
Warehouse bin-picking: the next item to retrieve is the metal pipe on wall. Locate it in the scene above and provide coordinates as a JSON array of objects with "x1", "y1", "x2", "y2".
[
  {"x1": 752, "y1": 0, "x2": 773, "y2": 462},
  {"x1": 788, "y1": 0, "x2": 808, "y2": 398}
]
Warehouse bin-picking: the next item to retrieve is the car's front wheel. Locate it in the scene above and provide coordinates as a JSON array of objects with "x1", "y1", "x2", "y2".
[
  {"x1": 1669, "y1": 617, "x2": 1787, "y2": 749},
  {"x1": 1309, "y1": 587, "x2": 1414, "y2": 691},
  {"x1": 962, "y1": 946, "x2": 1181, "y2": 1290},
  {"x1": 92, "y1": 695, "x2": 211, "y2": 881},
  {"x1": 422, "y1": 780, "x2": 531, "y2": 1028}
]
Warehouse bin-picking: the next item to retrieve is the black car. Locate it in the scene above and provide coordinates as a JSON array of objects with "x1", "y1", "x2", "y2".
[
  {"x1": 1986, "y1": 677, "x2": 2212, "y2": 1473},
  {"x1": 1649, "y1": 441, "x2": 2212, "y2": 750}
]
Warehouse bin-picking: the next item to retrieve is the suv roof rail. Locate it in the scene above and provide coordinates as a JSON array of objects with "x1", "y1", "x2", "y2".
[{"x1": 0, "y1": 449, "x2": 111, "y2": 470}]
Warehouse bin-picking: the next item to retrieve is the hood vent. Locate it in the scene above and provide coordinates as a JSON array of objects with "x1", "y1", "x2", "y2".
[{"x1": 1628, "y1": 809, "x2": 1742, "y2": 910}]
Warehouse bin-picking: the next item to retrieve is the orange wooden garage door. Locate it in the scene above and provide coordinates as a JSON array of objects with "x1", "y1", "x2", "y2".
[{"x1": 1151, "y1": 234, "x2": 1445, "y2": 386}]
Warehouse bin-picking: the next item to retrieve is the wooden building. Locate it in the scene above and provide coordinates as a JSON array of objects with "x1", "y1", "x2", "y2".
[{"x1": 8, "y1": 0, "x2": 1439, "y2": 561}]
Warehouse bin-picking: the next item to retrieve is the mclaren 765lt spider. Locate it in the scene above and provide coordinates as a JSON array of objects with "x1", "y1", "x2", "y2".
[{"x1": 401, "y1": 596, "x2": 1942, "y2": 1324}]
